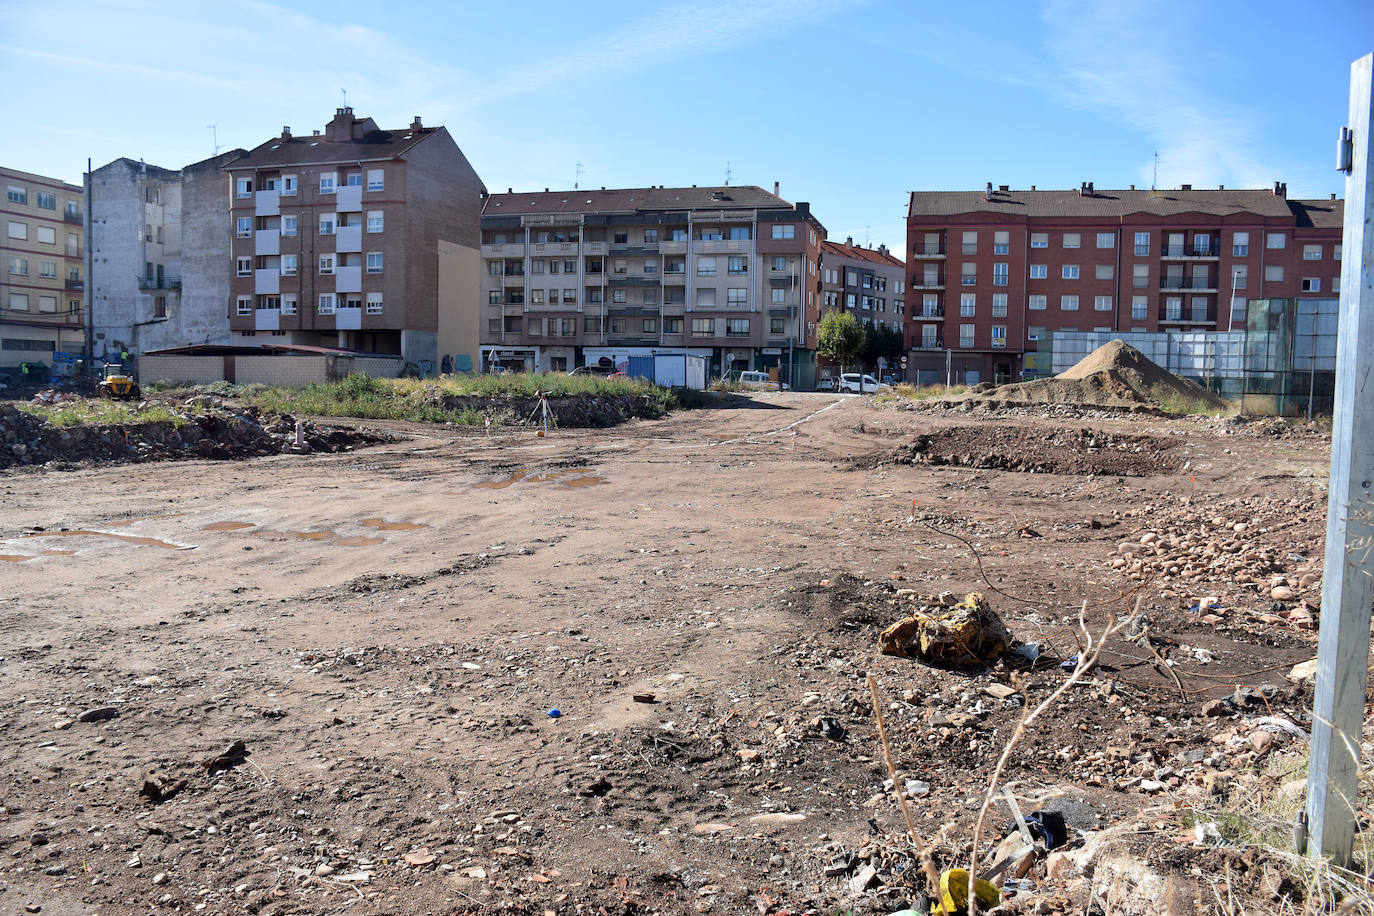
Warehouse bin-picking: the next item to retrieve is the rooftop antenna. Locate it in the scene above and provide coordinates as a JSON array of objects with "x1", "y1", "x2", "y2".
[
  {"x1": 206, "y1": 121, "x2": 223, "y2": 156},
  {"x1": 1151, "y1": 151, "x2": 1166, "y2": 194},
  {"x1": 340, "y1": 87, "x2": 348, "y2": 108},
  {"x1": 724, "y1": 161, "x2": 731, "y2": 187},
  {"x1": 865, "y1": 225, "x2": 871, "y2": 247},
  {"x1": 575, "y1": 161, "x2": 584, "y2": 190}
]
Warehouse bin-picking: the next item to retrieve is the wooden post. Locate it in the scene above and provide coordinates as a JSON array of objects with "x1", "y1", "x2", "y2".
[{"x1": 1305, "y1": 52, "x2": 1374, "y2": 868}]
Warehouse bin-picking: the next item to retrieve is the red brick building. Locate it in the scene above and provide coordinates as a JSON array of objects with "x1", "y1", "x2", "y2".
[{"x1": 906, "y1": 183, "x2": 1344, "y2": 385}]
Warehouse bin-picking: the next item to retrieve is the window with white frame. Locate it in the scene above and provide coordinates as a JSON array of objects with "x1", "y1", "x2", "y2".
[
  {"x1": 282, "y1": 295, "x2": 297, "y2": 315},
  {"x1": 1131, "y1": 296, "x2": 1148, "y2": 320},
  {"x1": 1232, "y1": 265, "x2": 1248, "y2": 288},
  {"x1": 36, "y1": 191, "x2": 55, "y2": 210},
  {"x1": 320, "y1": 172, "x2": 337, "y2": 194},
  {"x1": 1302, "y1": 244, "x2": 1322, "y2": 260},
  {"x1": 1334, "y1": 244, "x2": 1342, "y2": 261},
  {"x1": 1232, "y1": 231, "x2": 1249, "y2": 256},
  {"x1": 366, "y1": 169, "x2": 384, "y2": 191},
  {"x1": 1266, "y1": 232, "x2": 1286, "y2": 249},
  {"x1": 1062, "y1": 264, "x2": 1079, "y2": 279},
  {"x1": 1096, "y1": 232, "x2": 1114, "y2": 248},
  {"x1": 992, "y1": 263, "x2": 1009, "y2": 286},
  {"x1": 281, "y1": 175, "x2": 297, "y2": 195},
  {"x1": 236, "y1": 257, "x2": 251, "y2": 277},
  {"x1": 991, "y1": 326, "x2": 1006, "y2": 348},
  {"x1": 1094, "y1": 295, "x2": 1113, "y2": 311},
  {"x1": 319, "y1": 213, "x2": 335, "y2": 235},
  {"x1": 993, "y1": 230, "x2": 1009, "y2": 255},
  {"x1": 6, "y1": 185, "x2": 26, "y2": 204},
  {"x1": 236, "y1": 178, "x2": 252, "y2": 198},
  {"x1": 1230, "y1": 296, "x2": 1248, "y2": 325},
  {"x1": 37, "y1": 260, "x2": 56, "y2": 279},
  {"x1": 961, "y1": 230, "x2": 977, "y2": 255},
  {"x1": 281, "y1": 254, "x2": 298, "y2": 276},
  {"x1": 771, "y1": 287, "x2": 785, "y2": 304},
  {"x1": 318, "y1": 294, "x2": 336, "y2": 314},
  {"x1": 1133, "y1": 231, "x2": 1150, "y2": 256},
  {"x1": 282, "y1": 215, "x2": 298, "y2": 237},
  {"x1": 960, "y1": 293, "x2": 976, "y2": 316},
  {"x1": 531, "y1": 289, "x2": 545, "y2": 305},
  {"x1": 36, "y1": 226, "x2": 55, "y2": 245},
  {"x1": 1063, "y1": 232, "x2": 1081, "y2": 248},
  {"x1": 1302, "y1": 277, "x2": 1320, "y2": 292},
  {"x1": 770, "y1": 224, "x2": 795, "y2": 239},
  {"x1": 1133, "y1": 263, "x2": 1149, "y2": 288},
  {"x1": 991, "y1": 293, "x2": 1008, "y2": 317},
  {"x1": 695, "y1": 288, "x2": 715, "y2": 308},
  {"x1": 1264, "y1": 264, "x2": 1284, "y2": 282},
  {"x1": 1096, "y1": 264, "x2": 1113, "y2": 280},
  {"x1": 959, "y1": 323, "x2": 974, "y2": 347},
  {"x1": 727, "y1": 256, "x2": 746, "y2": 275},
  {"x1": 697, "y1": 257, "x2": 717, "y2": 277},
  {"x1": 960, "y1": 262, "x2": 976, "y2": 285},
  {"x1": 1027, "y1": 325, "x2": 1045, "y2": 342},
  {"x1": 367, "y1": 211, "x2": 383, "y2": 233},
  {"x1": 1029, "y1": 294, "x2": 1047, "y2": 310},
  {"x1": 727, "y1": 288, "x2": 747, "y2": 306},
  {"x1": 346, "y1": 173, "x2": 362, "y2": 187},
  {"x1": 1061, "y1": 294, "x2": 1079, "y2": 310},
  {"x1": 6, "y1": 221, "x2": 25, "y2": 240},
  {"x1": 236, "y1": 296, "x2": 252, "y2": 315},
  {"x1": 8, "y1": 257, "x2": 27, "y2": 275},
  {"x1": 1030, "y1": 264, "x2": 1047, "y2": 279},
  {"x1": 1030, "y1": 232, "x2": 1048, "y2": 248},
  {"x1": 319, "y1": 254, "x2": 335, "y2": 275}
]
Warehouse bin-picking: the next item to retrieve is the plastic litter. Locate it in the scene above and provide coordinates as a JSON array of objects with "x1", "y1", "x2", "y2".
[
  {"x1": 879, "y1": 593, "x2": 1011, "y2": 666},
  {"x1": 547, "y1": 708, "x2": 562, "y2": 719}
]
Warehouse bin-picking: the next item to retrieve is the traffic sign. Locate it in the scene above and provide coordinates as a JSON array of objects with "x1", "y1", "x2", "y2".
[{"x1": 900, "y1": 355, "x2": 908, "y2": 368}]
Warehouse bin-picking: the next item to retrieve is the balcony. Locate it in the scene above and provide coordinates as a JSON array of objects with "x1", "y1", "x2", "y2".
[
  {"x1": 914, "y1": 337, "x2": 945, "y2": 350},
  {"x1": 1160, "y1": 241, "x2": 1221, "y2": 259},
  {"x1": 336, "y1": 185, "x2": 362, "y2": 212},
  {"x1": 658, "y1": 240, "x2": 687, "y2": 255},
  {"x1": 255, "y1": 230, "x2": 280, "y2": 256},
  {"x1": 1159, "y1": 278, "x2": 1217, "y2": 292},
  {"x1": 1158, "y1": 306, "x2": 1217, "y2": 324},
  {"x1": 335, "y1": 265, "x2": 362, "y2": 293},
  {"x1": 911, "y1": 242, "x2": 945, "y2": 258},
  {"x1": 335, "y1": 306, "x2": 362, "y2": 330},
  {"x1": 662, "y1": 270, "x2": 686, "y2": 284},
  {"x1": 481, "y1": 242, "x2": 527, "y2": 258},
  {"x1": 64, "y1": 211, "x2": 83, "y2": 225},
  {"x1": 502, "y1": 274, "x2": 525, "y2": 288},
  {"x1": 911, "y1": 275, "x2": 945, "y2": 290},
  {"x1": 255, "y1": 189, "x2": 280, "y2": 216},
  {"x1": 917, "y1": 307, "x2": 945, "y2": 319},
  {"x1": 533, "y1": 241, "x2": 578, "y2": 255},
  {"x1": 64, "y1": 278, "x2": 84, "y2": 291},
  {"x1": 254, "y1": 269, "x2": 279, "y2": 295},
  {"x1": 582, "y1": 241, "x2": 608, "y2": 256},
  {"x1": 138, "y1": 276, "x2": 182, "y2": 290},
  {"x1": 693, "y1": 239, "x2": 748, "y2": 254},
  {"x1": 336, "y1": 224, "x2": 362, "y2": 253},
  {"x1": 254, "y1": 308, "x2": 280, "y2": 331}
]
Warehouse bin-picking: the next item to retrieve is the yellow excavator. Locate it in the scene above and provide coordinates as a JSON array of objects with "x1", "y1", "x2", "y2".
[{"x1": 98, "y1": 364, "x2": 141, "y2": 400}]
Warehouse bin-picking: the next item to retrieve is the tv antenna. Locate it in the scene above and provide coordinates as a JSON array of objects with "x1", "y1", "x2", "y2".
[
  {"x1": 1151, "y1": 151, "x2": 1167, "y2": 193},
  {"x1": 575, "y1": 161, "x2": 584, "y2": 190},
  {"x1": 865, "y1": 225, "x2": 871, "y2": 247},
  {"x1": 340, "y1": 87, "x2": 348, "y2": 107},
  {"x1": 207, "y1": 121, "x2": 223, "y2": 156},
  {"x1": 724, "y1": 161, "x2": 731, "y2": 186}
]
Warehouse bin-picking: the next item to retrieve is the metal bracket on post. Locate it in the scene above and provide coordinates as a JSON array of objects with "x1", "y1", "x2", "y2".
[{"x1": 1305, "y1": 52, "x2": 1374, "y2": 868}]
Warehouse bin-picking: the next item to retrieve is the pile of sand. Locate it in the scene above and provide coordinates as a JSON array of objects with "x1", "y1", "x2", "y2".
[{"x1": 950, "y1": 340, "x2": 1230, "y2": 414}]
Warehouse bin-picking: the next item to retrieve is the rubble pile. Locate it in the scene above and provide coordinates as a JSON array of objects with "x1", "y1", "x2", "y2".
[{"x1": 887, "y1": 424, "x2": 1182, "y2": 476}]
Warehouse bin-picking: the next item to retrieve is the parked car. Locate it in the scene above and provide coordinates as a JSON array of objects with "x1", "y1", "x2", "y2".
[
  {"x1": 736, "y1": 370, "x2": 790, "y2": 391},
  {"x1": 815, "y1": 376, "x2": 838, "y2": 391},
  {"x1": 838, "y1": 373, "x2": 891, "y2": 393},
  {"x1": 567, "y1": 364, "x2": 615, "y2": 376}
]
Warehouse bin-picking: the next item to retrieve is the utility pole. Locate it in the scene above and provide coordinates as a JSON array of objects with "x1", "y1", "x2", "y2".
[{"x1": 1305, "y1": 52, "x2": 1374, "y2": 869}]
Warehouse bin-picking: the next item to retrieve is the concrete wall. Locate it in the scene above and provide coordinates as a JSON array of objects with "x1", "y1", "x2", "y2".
[
  {"x1": 137, "y1": 353, "x2": 404, "y2": 387},
  {"x1": 235, "y1": 356, "x2": 328, "y2": 387},
  {"x1": 139, "y1": 355, "x2": 225, "y2": 384},
  {"x1": 436, "y1": 239, "x2": 480, "y2": 372}
]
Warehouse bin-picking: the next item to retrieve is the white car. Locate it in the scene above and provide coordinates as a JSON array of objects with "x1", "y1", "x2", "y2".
[
  {"x1": 737, "y1": 370, "x2": 790, "y2": 391},
  {"x1": 838, "y1": 373, "x2": 891, "y2": 393}
]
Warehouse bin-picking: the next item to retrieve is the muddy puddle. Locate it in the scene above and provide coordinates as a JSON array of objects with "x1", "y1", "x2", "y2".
[
  {"x1": 474, "y1": 468, "x2": 607, "y2": 490},
  {"x1": 332, "y1": 536, "x2": 385, "y2": 547},
  {"x1": 360, "y1": 518, "x2": 428, "y2": 531},
  {"x1": 20, "y1": 530, "x2": 193, "y2": 550},
  {"x1": 107, "y1": 514, "x2": 184, "y2": 528},
  {"x1": 202, "y1": 521, "x2": 257, "y2": 532},
  {"x1": 252, "y1": 529, "x2": 336, "y2": 541}
]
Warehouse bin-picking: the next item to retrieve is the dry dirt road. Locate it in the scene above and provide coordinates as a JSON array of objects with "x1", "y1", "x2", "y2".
[{"x1": 0, "y1": 394, "x2": 1331, "y2": 915}]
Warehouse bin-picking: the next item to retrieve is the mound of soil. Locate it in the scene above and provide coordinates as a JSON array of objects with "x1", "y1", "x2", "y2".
[
  {"x1": 0, "y1": 404, "x2": 383, "y2": 469},
  {"x1": 887, "y1": 425, "x2": 1183, "y2": 476},
  {"x1": 941, "y1": 341, "x2": 1230, "y2": 414},
  {"x1": 426, "y1": 392, "x2": 666, "y2": 427}
]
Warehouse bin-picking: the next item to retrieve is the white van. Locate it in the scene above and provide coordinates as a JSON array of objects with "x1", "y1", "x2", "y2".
[
  {"x1": 737, "y1": 370, "x2": 790, "y2": 391},
  {"x1": 838, "y1": 373, "x2": 891, "y2": 393}
]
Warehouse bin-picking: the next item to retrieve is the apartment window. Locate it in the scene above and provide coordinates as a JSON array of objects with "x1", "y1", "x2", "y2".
[
  {"x1": 609, "y1": 289, "x2": 626, "y2": 304},
  {"x1": 281, "y1": 175, "x2": 297, "y2": 195},
  {"x1": 1133, "y1": 264, "x2": 1149, "y2": 288},
  {"x1": 586, "y1": 288, "x2": 603, "y2": 304},
  {"x1": 488, "y1": 261, "x2": 504, "y2": 276},
  {"x1": 1029, "y1": 264, "x2": 1047, "y2": 279},
  {"x1": 727, "y1": 256, "x2": 747, "y2": 275},
  {"x1": 1302, "y1": 277, "x2": 1320, "y2": 292},
  {"x1": 1334, "y1": 244, "x2": 1342, "y2": 261},
  {"x1": 319, "y1": 254, "x2": 335, "y2": 275},
  {"x1": 530, "y1": 288, "x2": 545, "y2": 305},
  {"x1": 692, "y1": 318, "x2": 714, "y2": 337},
  {"x1": 319, "y1": 213, "x2": 335, "y2": 235},
  {"x1": 236, "y1": 257, "x2": 252, "y2": 277},
  {"x1": 366, "y1": 252, "x2": 383, "y2": 274},
  {"x1": 317, "y1": 294, "x2": 336, "y2": 314},
  {"x1": 37, "y1": 261, "x2": 57, "y2": 279},
  {"x1": 991, "y1": 293, "x2": 1008, "y2": 318},
  {"x1": 68, "y1": 299, "x2": 80, "y2": 314},
  {"x1": 6, "y1": 185, "x2": 26, "y2": 204},
  {"x1": 665, "y1": 317, "x2": 683, "y2": 334},
  {"x1": 1030, "y1": 232, "x2": 1048, "y2": 248},
  {"x1": 1266, "y1": 232, "x2": 1286, "y2": 249},
  {"x1": 1094, "y1": 295, "x2": 1113, "y2": 311},
  {"x1": 1230, "y1": 296, "x2": 1248, "y2": 326},
  {"x1": 281, "y1": 254, "x2": 297, "y2": 276},
  {"x1": 1062, "y1": 265, "x2": 1079, "y2": 279},
  {"x1": 643, "y1": 318, "x2": 658, "y2": 334},
  {"x1": 763, "y1": 317, "x2": 782, "y2": 335},
  {"x1": 1193, "y1": 233, "x2": 1212, "y2": 255},
  {"x1": 488, "y1": 291, "x2": 502, "y2": 304},
  {"x1": 236, "y1": 296, "x2": 252, "y2": 315},
  {"x1": 367, "y1": 169, "x2": 384, "y2": 191},
  {"x1": 1061, "y1": 294, "x2": 1079, "y2": 310},
  {"x1": 1232, "y1": 231, "x2": 1249, "y2": 256},
  {"x1": 643, "y1": 259, "x2": 657, "y2": 274},
  {"x1": 726, "y1": 318, "x2": 750, "y2": 336},
  {"x1": 961, "y1": 230, "x2": 977, "y2": 255},
  {"x1": 1063, "y1": 232, "x2": 1080, "y2": 248},
  {"x1": 846, "y1": 293, "x2": 857, "y2": 308},
  {"x1": 992, "y1": 263, "x2": 1008, "y2": 286},
  {"x1": 993, "y1": 230, "x2": 1010, "y2": 255},
  {"x1": 612, "y1": 232, "x2": 628, "y2": 244},
  {"x1": 1264, "y1": 265, "x2": 1284, "y2": 282},
  {"x1": 531, "y1": 259, "x2": 545, "y2": 274},
  {"x1": 670, "y1": 228, "x2": 687, "y2": 241},
  {"x1": 344, "y1": 173, "x2": 361, "y2": 188},
  {"x1": 1029, "y1": 294, "x2": 1047, "y2": 310},
  {"x1": 1095, "y1": 264, "x2": 1113, "y2": 280},
  {"x1": 960, "y1": 262, "x2": 976, "y2": 286},
  {"x1": 959, "y1": 323, "x2": 974, "y2": 347},
  {"x1": 67, "y1": 266, "x2": 80, "y2": 282},
  {"x1": 728, "y1": 226, "x2": 750, "y2": 241},
  {"x1": 1302, "y1": 244, "x2": 1322, "y2": 260},
  {"x1": 584, "y1": 316, "x2": 602, "y2": 334},
  {"x1": 1026, "y1": 325, "x2": 1044, "y2": 343},
  {"x1": 8, "y1": 257, "x2": 28, "y2": 276},
  {"x1": 771, "y1": 287, "x2": 786, "y2": 304},
  {"x1": 991, "y1": 326, "x2": 1007, "y2": 348},
  {"x1": 665, "y1": 259, "x2": 685, "y2": 274},
  {"x1": 367, "y1": 211, "x2": 383, "y2": 233},
  {"x1": 1131, "y1": 296, "x2": 1148, "y2": 320},
  {"x1": 9, "y1": 220, "x2": 30, "y2": 240},
  {"x1": 771, "y1": 224, "x2": 795, "y2": 239},
  {"x1": 257, "y1": 295, "x2": 281, "y2": 312},
  {"x1": 8, "y1": 292, "x2": 28, "y2": 311},
  {"x1": 1232, "y1": 265, "x2": 1248, "y2": 288},
  {"x1": 282, "y1": 295, "x2": 297, "y2": 315},
  {"x1": 695, "y1": 287, "x2": 716, "y2": 309},
  {"x1": 37, "y1": 191, "x2": 55, "y2": 210},
  {"x1": 282, "y1": 215, "x2": 298, "y2": 237},
  {"x1": 1096, "y1": 232, "x2": 1114, "y2": 249},
  {"x1": 1133, "y1": 231, "x2": 1150, "y2": 256},
  {"x1": 697, "y1": 257, "x2": 717, "y2": 277},
  {"x1": 960, "y1": 293, "x2": 976, "y2": 317},
  {"x1": 567, "y1": 289, "x2": 579, "y2": 303},
  {"x1": 236, "y1": 178, "x2": 252, "y2": 199},
  {"x1": 36, "y1": 226, "x2": 56, "y2": 245},
  {"x1": 608, "y1": 318, "x2": 626, "y2": 334},
  {"x1": 643, "y1": 229, "x2": 658, "y2": 243},
  {"x1": 320, "y1": 172, "x2": 337, "y2": 194}
]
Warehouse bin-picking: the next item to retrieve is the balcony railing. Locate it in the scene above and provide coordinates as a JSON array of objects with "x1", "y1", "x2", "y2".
[
  {"x1": 64, "y1": 211, "x2": 83, "y2": 225},
  {"x1": 65, "y1": 278, "x2": 84, "y2": 291},
  {"x1": 914, "y1": 337, "x2": 944, "y2": 350},
  {"x1": 138, "y1": 277, "x2": 182, "y2": 290},
  {"x1": 1160, "y1": 241, "x2": 1221, "y2": 258},
  {"x1": 1159, "y1": 306, "x2": 1217, "y2": 323},
  {"x1": 911, "y1": 274, "x2": 945, "y2": 289},
  {"x1": 1159, "y1": 278, "x2": 1216, "y2": 290},
  {"x1": 917, "y1": 307, "x2": 945, "y2": 319},
  {"x1": 911, "y1": 242, "x2": 945, "y2": 257}
]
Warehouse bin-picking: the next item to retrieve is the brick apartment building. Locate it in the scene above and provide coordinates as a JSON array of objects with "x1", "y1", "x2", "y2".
[
  {"x1": 225, "y1": 108, "x2": 486, "y2": 370},
  {"x1": 818, "y1": 238, "x2": 905, "y2": 374},
  {"x1": 2, "y1": 166, "x2": 85, "y2": 372},
  {"x1": 88, "y1": 152, "x2": 245, "y2": 365},
  {"x1": 479, "y1": 185, "x2": 825, "y2": 384},
  {"x1": 906, "y1": 183, "x2": 1345, "y2": 385}
]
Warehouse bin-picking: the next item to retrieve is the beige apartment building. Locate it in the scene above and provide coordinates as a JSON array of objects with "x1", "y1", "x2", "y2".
[
  {"x1": 2, "y1": 166, "x2": 85, "y2": 374},
  {"x1": 480, "y1": 185, "x2": 826, "y2": 385},
  {"x1": 225, "y1": 107, "x2": 486, "y2": 371}
]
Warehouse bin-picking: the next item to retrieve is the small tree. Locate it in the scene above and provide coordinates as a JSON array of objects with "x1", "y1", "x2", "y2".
[{"x1": 818, "y1": 310, "x2": 865, "y2": 377}]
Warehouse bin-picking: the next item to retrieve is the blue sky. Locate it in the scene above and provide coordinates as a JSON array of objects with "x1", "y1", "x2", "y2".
[{"x1": 2, "y1": 0, "x2": 1370, "y2": 252}]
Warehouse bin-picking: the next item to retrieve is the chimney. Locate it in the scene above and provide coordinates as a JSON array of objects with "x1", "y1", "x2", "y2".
[
  {"x1": 410, "y1": 115, "x2": 423, "y2": 131},
  {"x1": 985, "y1": 181, "x2": 994, "y2": 194},
  {"x1": 1331, "y1": 192, "x2": 1337, "y2": 200},
  {"x1": 1218, "y1": 184, "x2": 1224, "y2": 189},
  {"x1": 1280, "y1": 182, "x2": 1288, "y2": 198},
  {"x1": 998, "y1": 184, "x2": 1009, "y2": 192},
  {"x1": 878, "y1": 244, "x2": 888, "y2": 256},
  {"x1": 773, "y1": 181, "x2": 780, "y2": 196},
  {"x1": 1079, "y1": 181, "x2": 1088, "y2": 196},
  {"x1": 1087, "y1": 181, "x2": 1094, "y2": 195},
  {"x1": 1030, "y1": 185, "x2": 1036, "y2": 191},
  {"x1": 325, "y1": 106, "x2": 355, "y2": 142},
  {"x1": 507, "y1": 187, "x2": 512, "y2": 193},
  {"x1": 1272, "y1": 181, "x2": 1282, "y2": 196},
  {"x1": 281, "y1": 126, "x2": 292, "y2": 140},
  {"x1": 845, "y1": 236, "x2": 853, "y2": 246},
  {"x1": 1180, "y1": 184, "x2": 1192, "y2": 191},
  {"x1": 312, "y1": 130, "x2": 320, "y2": 136},
  {"x1": 1129, "y1": 184, "x2": 1135, "y2": 190}
]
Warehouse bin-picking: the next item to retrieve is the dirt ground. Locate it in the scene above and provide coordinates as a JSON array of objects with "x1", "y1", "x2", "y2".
[{"x1": 0, "y1": 394, "x2": 1333, "y2": 915}]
